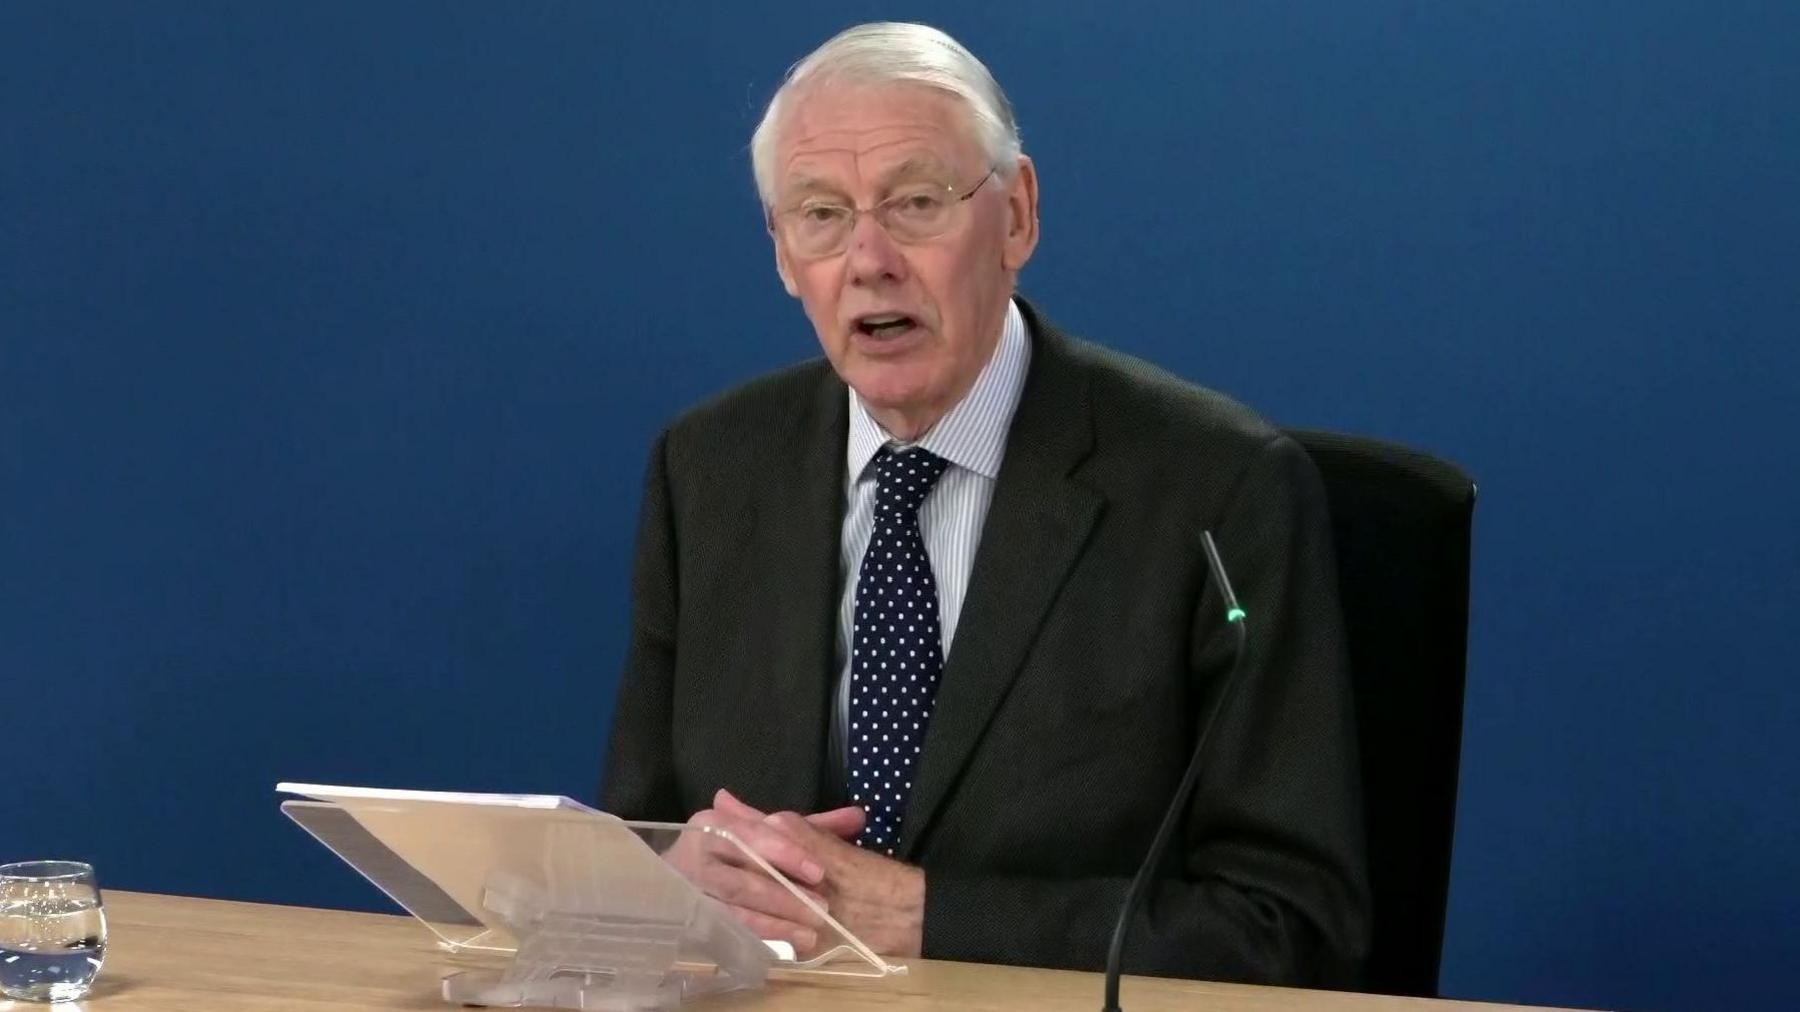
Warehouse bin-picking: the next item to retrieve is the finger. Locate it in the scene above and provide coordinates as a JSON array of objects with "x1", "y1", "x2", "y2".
[
  {"x1": 724, "y1": 903, "x2": 818, "y2": 954},
  {"x1": 690, "y1": 807, "x2": 804, "y2": 873},
  {"x1": 713, "y1": 788, "x2": 766, "y2": 821},
  {"x1": 695, "y1": 801, "x2": 828, "y2": 887},
  {"x1": 733, "y1": 820, "x2": 827, "y2": 886},
  {"x1": 803, "y1": 805, "x2": 867, "y2": 840},
  {"x1": 694, "y1": 863, "x2": 826, "y2": 927},
  {"x1": 680, "y1": 810, "x2": 746, "y2": 865},
  {"x1": 744, "y1": 858, "x2": 828, "y2": 909},
  {"x1": 660, "y1": 831, "x2": 708, "y2": 878},
  {"x1": 664, "y1": 831, "x2": 830, "y2": 908},
  {"x1": 763, "y1": 810, "x2": 814, "y2": 839},
  {"x1": 664, "y1": 810, "x2": 745, "y2": 872},
  {"x1": 766, "y1": 810, "x2": 853, "y2": 849},
  {"x1": 702, "y1": 835, "x2": 830, "y2": 909}
]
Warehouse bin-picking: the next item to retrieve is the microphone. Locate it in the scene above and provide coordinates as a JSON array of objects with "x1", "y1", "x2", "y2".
[{"x1": 1101, "y1": 530, "x2": 1249, "y2": 1012}]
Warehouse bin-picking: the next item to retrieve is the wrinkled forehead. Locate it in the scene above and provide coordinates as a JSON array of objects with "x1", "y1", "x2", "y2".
[{"x1": 774, "y1": 81, "x2": 983, "y2": 194}]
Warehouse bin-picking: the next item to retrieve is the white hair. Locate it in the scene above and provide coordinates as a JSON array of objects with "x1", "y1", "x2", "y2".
[{"x1": 750, "y1": 22, "x2": 1022, "y2": 208}]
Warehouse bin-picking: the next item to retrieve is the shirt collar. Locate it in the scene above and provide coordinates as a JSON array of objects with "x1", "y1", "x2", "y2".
[{"x1": 846, "y1": 298, "x2": 1032, "y2": 485}]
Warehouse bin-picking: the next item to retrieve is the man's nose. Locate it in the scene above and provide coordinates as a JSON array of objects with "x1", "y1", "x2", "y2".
[{"x1": 844, "y1": 211, "x2": 909, "y2": 287}]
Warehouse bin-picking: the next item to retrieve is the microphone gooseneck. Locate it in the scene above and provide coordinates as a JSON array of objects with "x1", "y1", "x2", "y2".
[{"x1": 1101, "y1": 530, "x2": 1248, "y2": 1012}]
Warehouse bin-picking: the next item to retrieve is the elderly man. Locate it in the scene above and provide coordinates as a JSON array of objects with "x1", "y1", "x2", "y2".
[{"x1": 603, "y1": 22, "x2": 1370, "y2": 987}]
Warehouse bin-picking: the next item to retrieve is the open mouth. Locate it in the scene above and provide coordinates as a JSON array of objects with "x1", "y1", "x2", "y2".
[{"x1": 854, "y1": 313, "x2": 919, "y2": 340}]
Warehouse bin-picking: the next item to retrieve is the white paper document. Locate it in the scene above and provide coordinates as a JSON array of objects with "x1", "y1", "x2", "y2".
[{"x1": 276, "y1": 781, "x2": 596, "y2": 811}]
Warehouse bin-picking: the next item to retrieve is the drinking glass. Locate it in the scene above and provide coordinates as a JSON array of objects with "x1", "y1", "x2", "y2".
[{"x1": 0, "y1": 861, "x2": 107, "y2": 1002}]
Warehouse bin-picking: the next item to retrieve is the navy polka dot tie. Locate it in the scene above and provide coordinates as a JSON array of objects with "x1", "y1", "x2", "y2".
[{"x1": 848, "y1": 446, "x2": 950, "y2": 855}]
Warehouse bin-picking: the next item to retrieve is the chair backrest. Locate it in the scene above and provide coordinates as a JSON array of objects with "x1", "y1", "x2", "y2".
[{"x1": 1287, "y1": 429, "x2": 1476, "y2": 998}]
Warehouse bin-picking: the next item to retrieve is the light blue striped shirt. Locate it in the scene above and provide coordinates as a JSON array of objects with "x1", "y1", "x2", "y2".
[{"x1": 832, "y1": 299, "x2": 1032, "y2": 771}]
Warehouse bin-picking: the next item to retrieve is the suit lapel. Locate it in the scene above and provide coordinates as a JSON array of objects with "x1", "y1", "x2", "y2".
[
  {"x1": 898, "y1": 307, "x2": 1104, "y2": 856},
  {"x1": 734, "y1": 368, "x2": 847, "y2": 814}
]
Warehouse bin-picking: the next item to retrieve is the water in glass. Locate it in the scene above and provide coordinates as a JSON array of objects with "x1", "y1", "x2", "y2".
[{"x1": 0, "y1": 861, "x2": 107, "y2": 1002}]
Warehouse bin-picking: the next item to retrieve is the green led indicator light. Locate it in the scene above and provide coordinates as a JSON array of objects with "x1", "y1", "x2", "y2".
[{"x1": 1227, "y1": 607, "x2": 1247, "y2": 623}]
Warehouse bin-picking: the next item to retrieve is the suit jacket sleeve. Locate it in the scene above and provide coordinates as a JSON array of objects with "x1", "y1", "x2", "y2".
[
  {"x1": 600, "y1": 430, "x2": 685, "y2": 821},
  {"x1": 922, "y1": 434, "x2": 1371, "y2": 988}
]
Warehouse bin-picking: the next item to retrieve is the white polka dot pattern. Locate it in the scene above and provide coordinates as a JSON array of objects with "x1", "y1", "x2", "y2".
[{"x1": 848, "y1": 446, "x2": 950, "y2": 855}]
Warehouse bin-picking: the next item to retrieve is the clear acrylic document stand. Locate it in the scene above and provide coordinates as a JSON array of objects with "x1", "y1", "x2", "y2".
[{"x1": 276, "y1": 784, "x2": 905, "y2": 1010}]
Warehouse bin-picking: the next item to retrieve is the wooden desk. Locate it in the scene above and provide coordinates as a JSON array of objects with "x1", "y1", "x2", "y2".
[{"x1": 58, "y1": 892, "x2": 1578, "y2": 1011}]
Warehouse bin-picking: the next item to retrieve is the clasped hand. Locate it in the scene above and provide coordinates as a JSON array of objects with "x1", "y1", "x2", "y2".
[{"x1": 660, "y1": 789, "x2": 924, "y2": 958}]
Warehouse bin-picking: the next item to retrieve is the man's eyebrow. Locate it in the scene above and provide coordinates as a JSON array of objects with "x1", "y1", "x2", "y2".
[
  {"x1": 774, "y1": 175, "x2": 847, "y2": 204},
  {"x1": 783, "y1": 173, "x2": 836, "y2": 193},
  {"x1": 876, "y1": 156, "x2": 954, "y2": 186},
  {"x1": 780, "y1": 155, "x2": 955, "y2": 194}
]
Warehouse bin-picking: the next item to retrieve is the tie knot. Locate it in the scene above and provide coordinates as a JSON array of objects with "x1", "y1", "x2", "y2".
[{"x1": 873, "y1": 446, "x2": 949, "y2": 512}]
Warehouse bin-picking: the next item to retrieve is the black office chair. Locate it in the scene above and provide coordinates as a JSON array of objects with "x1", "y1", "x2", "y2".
[{"x1": 1287, "y1": 429, "x2": 1476, "y2": 998}]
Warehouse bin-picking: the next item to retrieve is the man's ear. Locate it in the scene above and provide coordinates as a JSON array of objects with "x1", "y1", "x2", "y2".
[
  {"x1": 1001, "y1": 155, "x2": 1041, "y2": 273},
  {"x1": 771, "y1": 227, "x2": 800, "y2": 297}
]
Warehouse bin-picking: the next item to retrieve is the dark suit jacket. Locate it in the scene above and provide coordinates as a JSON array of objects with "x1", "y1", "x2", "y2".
[{"x1": 603, "y1": 300, "x2": 1371, "y2": 987}]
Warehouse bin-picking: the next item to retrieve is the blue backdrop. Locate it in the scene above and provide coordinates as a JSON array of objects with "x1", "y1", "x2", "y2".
[{"x1": 3, "y1": 3, "x2": 1796, "y2": 1010}]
